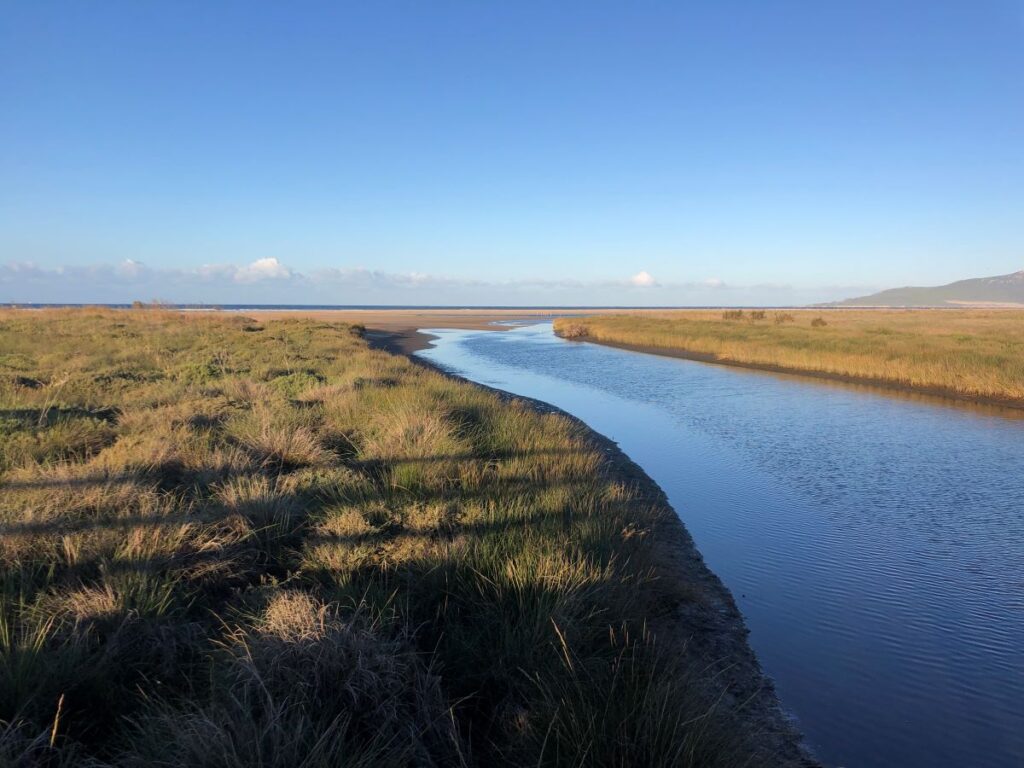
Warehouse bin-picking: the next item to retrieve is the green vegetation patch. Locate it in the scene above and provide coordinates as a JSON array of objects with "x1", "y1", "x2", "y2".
[{"x1": 266, "y1": 370, "x2": 326, "y2": 398}]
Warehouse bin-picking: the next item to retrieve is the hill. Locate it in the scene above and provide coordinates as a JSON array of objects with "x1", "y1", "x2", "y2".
[{"x1": 837, "y1": 271, "x2": 1024, "y2": 307}]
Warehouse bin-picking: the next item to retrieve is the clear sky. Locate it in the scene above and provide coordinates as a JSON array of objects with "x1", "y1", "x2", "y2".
[{"x1": 2, "y1": 2, "x2": 1022, "y2": 305}]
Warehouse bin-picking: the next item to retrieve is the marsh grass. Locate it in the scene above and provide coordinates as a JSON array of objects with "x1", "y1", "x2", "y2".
[
  {"x1": 0, "y1": 309, "x2": 763, "y2": 766},
  {"x1": 555, "y1": 309, "x2": 1024, "y2": 403}
]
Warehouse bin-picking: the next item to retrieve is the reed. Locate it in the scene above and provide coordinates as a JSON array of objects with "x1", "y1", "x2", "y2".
[{"x1": 554, "y1": 309, "x2": 1024, "y2": 404}]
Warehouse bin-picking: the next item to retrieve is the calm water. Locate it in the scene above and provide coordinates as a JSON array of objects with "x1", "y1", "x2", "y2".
[{"x1": 418, "y1": 322, "x2": 1024, "y2": 768}]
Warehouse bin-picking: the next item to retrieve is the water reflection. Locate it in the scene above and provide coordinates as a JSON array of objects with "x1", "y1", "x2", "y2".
[{"x1": 418, "y1": 322, "x2": 1024, "y2": 768}]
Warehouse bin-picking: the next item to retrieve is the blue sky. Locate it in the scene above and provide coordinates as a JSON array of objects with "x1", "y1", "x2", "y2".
[{"x1": 2, "y1": 2, "x2": 1022, "y2": 305}]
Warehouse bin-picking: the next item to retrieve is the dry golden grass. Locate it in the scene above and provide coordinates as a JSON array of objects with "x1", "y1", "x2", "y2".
[
  {"x1": 0, "y1": 308, "x2": 765, "y2": 767},
  {"x1": 554, "y1": 309, "x2": 1024, "y2": 404}
]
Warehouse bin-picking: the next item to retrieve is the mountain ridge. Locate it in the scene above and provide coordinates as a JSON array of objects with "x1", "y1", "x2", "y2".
[{"x1": 835, "y1": 270, "x2": 1024, "y2": 307}]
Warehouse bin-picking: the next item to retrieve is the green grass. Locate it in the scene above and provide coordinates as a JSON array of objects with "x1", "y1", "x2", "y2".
[
  {"x1": 0, "y1": 308, "x2": 765, "y2": 766},
  {"x1": 555, "y1": 309, "x2": 1024, "y2": 404}
]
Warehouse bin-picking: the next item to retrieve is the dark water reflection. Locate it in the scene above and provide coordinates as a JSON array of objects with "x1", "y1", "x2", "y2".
[{"x1": 418, "y1": 323, "x2": 1024, "y2": 768}]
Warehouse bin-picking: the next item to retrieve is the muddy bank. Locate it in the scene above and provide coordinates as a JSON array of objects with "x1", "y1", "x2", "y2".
[
  {"x1": 374, "y1": 327, "x2": 820, "y2": 767},
  {"x1": 226, "y1": 307, "x2": 622, "y2": 331},
  {"x1": 365, "y1": 328, "x2": 438, "y2": 355}
]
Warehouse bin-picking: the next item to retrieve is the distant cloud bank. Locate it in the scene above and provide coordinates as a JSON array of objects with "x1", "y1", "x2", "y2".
[{"x1": 0, "y1": 258, "x2": 867, "y2": 306}]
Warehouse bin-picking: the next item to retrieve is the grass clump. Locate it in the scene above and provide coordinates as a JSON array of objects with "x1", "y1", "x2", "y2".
[
  {"x1": 555, "y1": 309, "x2": 1024, "y2": 404},
  {"x1": 0, "y1": 308, "x2": 773, "y2": 766},
  {"x1": 557, "y1": 323, "x2": 588, "y2": 339},
  {"x1": 119, "y1": 591, "x2": 459, "y2": 768}
]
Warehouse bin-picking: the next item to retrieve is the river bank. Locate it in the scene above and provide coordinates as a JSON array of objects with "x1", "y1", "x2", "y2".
[
  {"x1": 372, "y1": 326, "x2": 819, "y2": 767},
  {"x1": 562, "y1": 333, "x2": 1024, "y2": 411},
  {"x1": 553, "y1": 311, "x2": 1024, "y2": 409},
  {"x1": 0, "y1": 308, "x2": 815, "y2": 766},
  {"x1": 414, "y1": 321, "x2": 1024, "y2": 767},
  {"x1": 226, "y1": 306, "x2": 630, "y2": 331}
]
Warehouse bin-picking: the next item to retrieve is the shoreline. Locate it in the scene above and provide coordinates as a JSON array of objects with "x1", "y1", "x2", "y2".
[
  {"x1": 364, "y1": 327, "x2": 439, "y2": 355},
  {"x1": 3, "y1": 309, "x2": 816, "y2": 765},
  {"x1": 220, "y1": 307, "x2": 624, "y2": 331},
  {"x1": 559, "y1": 334, "x2": 1024, "y2": 413},
  {"x1": 230, "y1": 308, "x2": 1023, "y2": 412},
  {"x1": 371, "y1": 327, "x2": 820, "y2": 767}
]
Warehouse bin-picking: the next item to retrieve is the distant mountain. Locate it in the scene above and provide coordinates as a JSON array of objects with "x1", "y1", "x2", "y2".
[{"x1": 836, "y1": 271, "x2": 1024, "y2": 307}]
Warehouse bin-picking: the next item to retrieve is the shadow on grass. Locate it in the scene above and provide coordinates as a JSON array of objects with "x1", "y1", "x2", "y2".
[
  {"x1": 2, "y1": 430, "x2": 746, "y2": 766},
  {"x1": 0, "y1": 407, "x2": 120, "y2": 426}
]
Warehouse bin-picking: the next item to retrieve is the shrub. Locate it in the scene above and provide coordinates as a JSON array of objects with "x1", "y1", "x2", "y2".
[
  {"x1": 811, "y1": 316, "x2": 828, "y2": 327},
  {"x1": 721, "y1": 310, "x2": 744, "y2": 320},
  {"x1": 177, "y1": 359, "x2": 222, "y2": 384},
  {"x1": 266, "y1": 371, "x2": 325, "y2": 399},
  {"x1": 773, "y1": 312, "x2": 795, "y2": 324},
  {"x1": 749, "y1": 310, "x2": 766, "y2": 321}
]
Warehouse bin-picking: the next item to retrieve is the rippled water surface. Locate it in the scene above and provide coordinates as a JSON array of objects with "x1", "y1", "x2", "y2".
[{"x1": 418, "y1": 322, "x2": 1024, "y2": 768}]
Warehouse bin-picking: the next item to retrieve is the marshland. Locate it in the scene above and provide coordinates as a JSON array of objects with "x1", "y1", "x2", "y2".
[
  {"x1": 6, "y1": 3, "x2": 1024, "y2": 765},
  {"x1": 0, "y1": 309, "x2": 806, "y2": 767},
  {"x1": 554, "y1": 309, "x2": 1024, "y2": 407},
  {"x1": 419, "y1": 320, "x2": 1024, "y2": 768}
]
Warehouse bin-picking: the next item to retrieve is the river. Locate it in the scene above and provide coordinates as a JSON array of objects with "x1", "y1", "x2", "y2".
[{"x1": 416, "y1": 321, "x2": 1024, "y2": 768}]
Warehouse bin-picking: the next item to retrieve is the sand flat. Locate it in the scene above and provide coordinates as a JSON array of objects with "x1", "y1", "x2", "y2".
[{"x1": 229, "y1": 307, "x2": 643, "y2": 331}]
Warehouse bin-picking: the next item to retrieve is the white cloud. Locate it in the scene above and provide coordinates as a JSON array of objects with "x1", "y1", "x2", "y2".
[
  {"x1": 0, "y1": 259, "x2": 869, "y2": 306},
  {"x1": 1, "y1": 261, "x2": 49, "y2": 278},
  {"x1": 233, "y1": 257, "x2": 292, "y2": 283},
  {"x1": 192, "y1": 258, "x2": 293, "y2": 284},
  {"x1": 116, "y1": 259, "x2": 145, "y2": 278},
  {"x1": 630, "y1": 270, "x2": 656, "y2": 287}
]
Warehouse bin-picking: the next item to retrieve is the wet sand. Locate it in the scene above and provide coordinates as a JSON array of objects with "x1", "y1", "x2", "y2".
[
  {"x1": 239, "y1": 307, "x2": 642, "y2": 356},
  {"x1": 238, "y1": 307, "x2": 628, "y2": 331}
]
